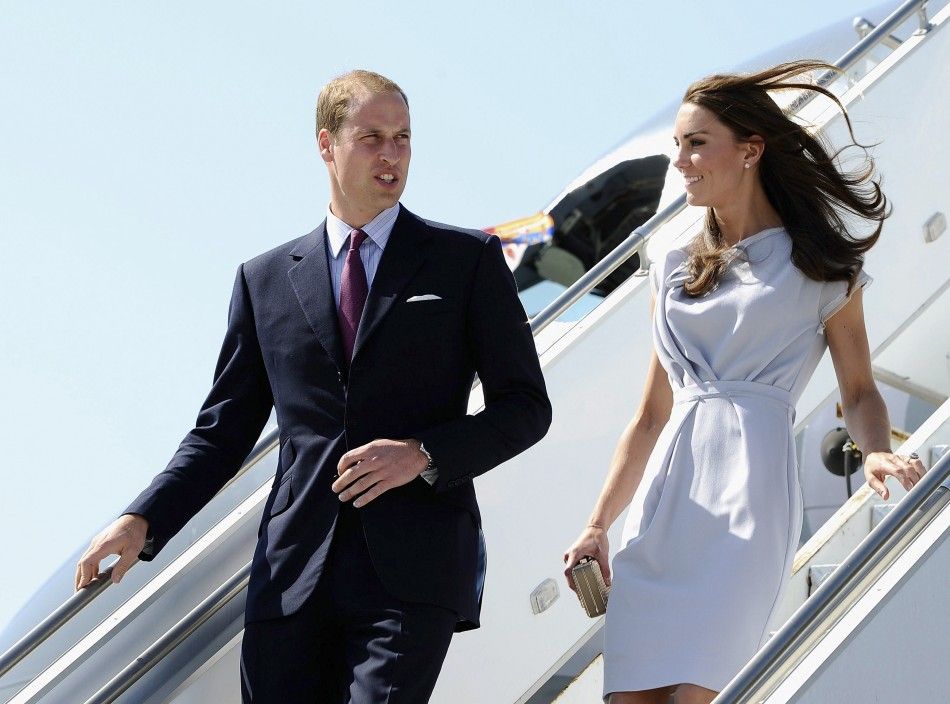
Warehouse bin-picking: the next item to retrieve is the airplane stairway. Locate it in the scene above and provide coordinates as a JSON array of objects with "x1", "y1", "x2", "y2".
[{"x1": 719, "y1": 418, "x2": 950, "y2": 703}]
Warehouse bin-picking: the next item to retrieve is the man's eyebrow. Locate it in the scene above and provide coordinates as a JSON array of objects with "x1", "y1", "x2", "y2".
[{"x1": 356, "y1": 127, "x2": 411, "y2": 136}]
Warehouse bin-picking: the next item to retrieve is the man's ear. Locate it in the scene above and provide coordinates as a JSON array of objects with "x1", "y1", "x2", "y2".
[{"x1": 318, "y1": 128, "x2": 334, "y2": 164}]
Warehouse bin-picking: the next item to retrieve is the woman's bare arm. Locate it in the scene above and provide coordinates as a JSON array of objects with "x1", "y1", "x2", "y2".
[
  {"x1": 563, "y1": 296, "x2": 673, "y2": 587},
  {"x1": 825, "y1": 288, "x2": 924, "y2": 500}
]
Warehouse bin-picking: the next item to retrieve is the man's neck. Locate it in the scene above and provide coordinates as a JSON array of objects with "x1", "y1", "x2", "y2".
[{"x1": 328, "y1": 202, "x2": 384, "y2": 230}]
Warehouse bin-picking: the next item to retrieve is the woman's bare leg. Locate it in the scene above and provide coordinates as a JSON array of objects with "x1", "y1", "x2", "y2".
[
  {"x1": 673, "y1": 683, "x2": 717, "y2": 704},
  {"x1": 608, "y1": 686, "x2": 675, "y2": 704}
]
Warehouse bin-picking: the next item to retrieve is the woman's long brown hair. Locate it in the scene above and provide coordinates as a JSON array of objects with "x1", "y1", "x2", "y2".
[{"x1": 680, "y1": 60, "x2": 888, "y2": 298}]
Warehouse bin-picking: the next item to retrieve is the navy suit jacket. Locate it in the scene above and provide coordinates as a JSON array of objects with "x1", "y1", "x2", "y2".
[{"x1": 125, "y1": 205, "x2": 552, "y2": 629}]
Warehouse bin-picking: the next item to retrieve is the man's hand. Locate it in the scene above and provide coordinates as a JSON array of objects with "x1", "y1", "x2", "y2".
[
  {"x1": 75, "y1": 513, "x2": 149, "y2": 590},
  {"x1": 332, "y1": 439, "x2": 429, "y2": 508}
]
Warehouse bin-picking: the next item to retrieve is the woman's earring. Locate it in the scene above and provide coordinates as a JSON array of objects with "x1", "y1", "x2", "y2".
[{"x1": 744, "y1": 162, "x2": 751, "y2": 169}]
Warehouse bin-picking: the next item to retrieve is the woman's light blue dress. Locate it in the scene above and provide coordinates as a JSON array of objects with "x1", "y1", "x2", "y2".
[{"x1": 604, "y1": 227, "x2": 870, "y2": 695}]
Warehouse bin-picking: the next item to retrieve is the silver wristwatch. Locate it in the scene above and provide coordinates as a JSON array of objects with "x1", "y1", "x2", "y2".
[{"x1": 418, "y1": 441, "x2": 439, "y2": 484}]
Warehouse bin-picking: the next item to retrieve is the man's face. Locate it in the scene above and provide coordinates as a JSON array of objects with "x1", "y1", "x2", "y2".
[{"x1": 319, "y1": 90, "x2": 411, "y2": 227}]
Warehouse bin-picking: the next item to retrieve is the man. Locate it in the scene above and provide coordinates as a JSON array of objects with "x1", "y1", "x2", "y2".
[{"x1": 75, "y1": 70, "x2": 551, "y2": 702}]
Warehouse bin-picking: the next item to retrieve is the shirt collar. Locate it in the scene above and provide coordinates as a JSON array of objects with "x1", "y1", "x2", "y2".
[{"x1": 325, "y1": 203, "x2": 400, "y2": 257}]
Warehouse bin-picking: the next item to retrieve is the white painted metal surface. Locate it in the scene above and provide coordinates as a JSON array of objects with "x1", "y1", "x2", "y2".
[
  {"x1": 771, "y1": 397, "x2": 950, "y2": 633},
  {"x1": 765, "y1": 504, "x2": 950, "y2": 703}
]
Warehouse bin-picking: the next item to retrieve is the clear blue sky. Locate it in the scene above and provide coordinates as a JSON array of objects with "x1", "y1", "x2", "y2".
[{"x1": 0, "y1": 0, "x2": 888, "y2": 632}]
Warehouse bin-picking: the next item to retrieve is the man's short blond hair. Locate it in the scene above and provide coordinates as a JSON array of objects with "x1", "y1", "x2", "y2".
[{"x1": 316, "y1": 70, "x2": 408, "y2": 138}]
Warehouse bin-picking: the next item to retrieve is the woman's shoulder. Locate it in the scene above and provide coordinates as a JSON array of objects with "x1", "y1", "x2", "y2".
[
  {"x1": 648, "y1": 244, "x2": 690, "y2": 293},
  {"x1": 818, "y1": 268, "x2": 873, "y2": 325}
]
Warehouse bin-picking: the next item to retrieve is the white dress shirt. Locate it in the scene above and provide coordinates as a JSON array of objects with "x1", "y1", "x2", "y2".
[{"x1": 324, "y1": 203, "x2": 399, "y2": 307}]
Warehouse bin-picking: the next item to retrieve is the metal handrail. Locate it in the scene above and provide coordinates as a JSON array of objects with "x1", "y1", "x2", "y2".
[
  {"x1": 0, "y1": 0, "x2": 933, "y2": 692},
  {"x1": 715, "y1": 451, "x2": 950, "y2": 703},
  {"x1": 854, "y1": 17, "x2": 904, "y2": 50},
  {"x1": 0, "y1": 431, "x2": 276, "y2": 680},
  {"x1": 0, "y1": 567, "x2": 114, "y2": 678},
  {"x1": 529, "y1": 196, "x2": 684, "y2": 335},
  {"x1": 833, "y1": 0, "x2": 930, "y2": 72},
  {"x1": 785, "y1": 0, "x2": 931, "y2": 115},
  {"x1": 83, "y1": 561, "x2": 251, "y2": 704}
]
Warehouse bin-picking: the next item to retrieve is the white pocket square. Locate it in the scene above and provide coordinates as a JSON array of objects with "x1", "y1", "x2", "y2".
[{"x1": 406, "y1": 294, "x2": 443, "y2": 302}]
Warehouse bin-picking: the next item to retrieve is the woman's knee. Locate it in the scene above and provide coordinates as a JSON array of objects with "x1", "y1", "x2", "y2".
[
  {"x1": 673, "y1": 683, "x2": 717, "y2": 704},
  {"x1": 608, "y1": 686, "x2": 675, "y2": 704}
]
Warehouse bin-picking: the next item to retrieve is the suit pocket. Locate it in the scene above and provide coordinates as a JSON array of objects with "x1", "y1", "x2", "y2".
[
  {"x1": 402, "y1": 298, "x2": 456, "y2": 315},
  {"x1": 268, "y1": 438, "x2": 297, "y2": 518}
]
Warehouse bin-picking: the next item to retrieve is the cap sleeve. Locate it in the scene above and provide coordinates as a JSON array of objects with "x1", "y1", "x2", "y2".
[
  {"x1": 649, "y1": 255, "x2": 662, "y2": 296},
  {"x1": 819, "y1": 269, "x2": 873, "y2": 324},
  {"x1": 648, "y1": 247, "x2": 688, "y2": 297}
]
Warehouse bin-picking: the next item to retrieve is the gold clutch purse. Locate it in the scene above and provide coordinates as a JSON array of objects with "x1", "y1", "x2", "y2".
[{"x1": 571, "y1": 557, "x2": 610, "y2": 617}]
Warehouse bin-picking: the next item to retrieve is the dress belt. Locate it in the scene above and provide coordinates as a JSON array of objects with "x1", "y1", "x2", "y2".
[{"x1": 673, "y1": 379, "x2": 793, "y2": 408}]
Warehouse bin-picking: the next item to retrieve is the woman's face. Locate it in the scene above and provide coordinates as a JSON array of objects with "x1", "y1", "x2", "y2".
[{"x1": 672, "y1": 103, "x2": 753, "y2": 209}]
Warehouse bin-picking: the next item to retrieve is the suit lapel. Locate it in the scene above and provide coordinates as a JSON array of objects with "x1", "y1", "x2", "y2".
[
  {"x1": 287, "y1": 221, "x2": 346, "y2": 370},
  {"x1": 352, "y1": 207, "x2": 431, "y2": 361}
]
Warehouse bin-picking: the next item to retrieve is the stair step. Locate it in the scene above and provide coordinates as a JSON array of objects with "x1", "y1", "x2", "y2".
[
  {"x1": 871, "y1": 503, "x2": 896, "y2": 529},
  {"x1": 808, "y1": 564, "x2": 840, "y2": 595}
]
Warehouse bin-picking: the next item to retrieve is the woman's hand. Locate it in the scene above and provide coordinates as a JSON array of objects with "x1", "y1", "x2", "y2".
[
  {"x1": 563, "y1": 525, "x2": 611, "y2": 592},
  {"x1": 864, "y1": 451, "x2": 926, "y2": 500}
]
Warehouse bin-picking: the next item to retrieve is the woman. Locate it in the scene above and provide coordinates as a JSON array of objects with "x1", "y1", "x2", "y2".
[{"x1": 563, "y1": 60, "x2": 926, "y2": 704}]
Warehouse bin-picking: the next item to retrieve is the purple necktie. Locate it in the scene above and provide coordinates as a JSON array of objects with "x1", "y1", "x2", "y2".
[{"x1": 338, "y1": 228, "x2": 369, "y2": 363}]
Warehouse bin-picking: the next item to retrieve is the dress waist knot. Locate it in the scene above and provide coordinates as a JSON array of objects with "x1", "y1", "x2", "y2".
[{"x1": 673, "y1": 380, "x2": 792, "y2": 408}]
